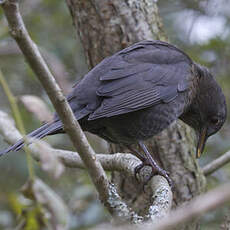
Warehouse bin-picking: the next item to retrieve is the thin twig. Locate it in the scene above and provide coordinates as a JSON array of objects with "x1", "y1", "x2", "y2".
[
  {"x1": 0, "y1": 70, "x2": 34, "y2": 180},
  {"x1": 150, "y1": 183, "x2": 230, "y2": 230},
  {"x1": 203, "y1": 150, "x2": 230, "y2": 176},
  {"x1": 0, "y1": 42, "x2": 72, "y2": 93},
  {"x1": 0, "y1": 0, "x2": 114, "y2": 216},
  {"x1": 146, "y1": 183, "x2": 230, "y2": 230},
  {"x1": 22, "y1": 178, "x2": 70, "y2": 230}
]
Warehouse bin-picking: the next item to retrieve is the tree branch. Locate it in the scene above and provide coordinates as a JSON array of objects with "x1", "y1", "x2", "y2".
[
  {"x1": 0, "y1": 42, "x2": 72, "y2": 93},
  {"x1": 0, "y1": 110, "x2": 172, "y2": 222},
  {"x1": 0, "y1": 0, "x2": 115, "y2": 216},
  {"x1": 22, "y1": 178, "x2": 70, "y2": 230},
  {"x1": 203, "y1": 150, "x2": 230, "y2": 176},
  {"x1": 0, "y1": 110, "x2": 139, "y2": 176},
  {"x1": 0, "y1": 0, "x2": 174, "y2": 222},
  {"x1": 94, "y1": 183, "x2": 230, "y2": 230}
]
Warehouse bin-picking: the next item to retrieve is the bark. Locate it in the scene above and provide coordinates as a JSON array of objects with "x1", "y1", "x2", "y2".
[{"x1": 66, "y1": 0, "x2": 206, "y2": 228}]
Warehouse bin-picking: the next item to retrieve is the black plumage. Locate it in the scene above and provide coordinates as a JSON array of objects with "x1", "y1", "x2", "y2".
[{"x1": 0, "y1": 40, "x2": 227, "y2": 185}]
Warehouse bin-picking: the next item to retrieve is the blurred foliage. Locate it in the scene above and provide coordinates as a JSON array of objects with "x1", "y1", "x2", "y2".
[
  {"x1": 0, "y1": 0, "x2": 229, "y2": 229},
  {"x1": 8, "y1": 193, "x2": 46, "y2": 230}
]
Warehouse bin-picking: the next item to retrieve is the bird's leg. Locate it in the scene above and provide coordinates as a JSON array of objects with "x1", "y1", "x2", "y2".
[
  {"x1": 126, "y1": 145, "x2": 146, "y2": 162},
  {"x1": 126, "y1": 145, "x2": 148, "y2": 181},
  {"x1": 137, "y1": 141, "x2": 172, "y2": 187}
]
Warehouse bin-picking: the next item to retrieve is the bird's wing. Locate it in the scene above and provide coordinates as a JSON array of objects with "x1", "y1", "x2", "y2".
[
  {"x1": 53, "y1": 41, "x2": 194, "y2": 122},
  {"x1": 89, "y1": 41, "x2": 192, "y2": 120},
  {"x1": 88, "y1": 41, "x2": 194, "y2": 120},
  {"x1": 86, "y1": 41, "x2": 193, "y2": 120}
]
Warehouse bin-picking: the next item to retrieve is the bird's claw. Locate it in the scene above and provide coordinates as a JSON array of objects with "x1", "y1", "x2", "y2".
[
  {"x1": 134, "y1": 162, "x2": 173, "y2": 188},
  {"x1": 149, "y1": 169, "x2": 173, "y2": 188},
  {"x1": 134, "y1": 162, "x2": 145, "y2": 180}
]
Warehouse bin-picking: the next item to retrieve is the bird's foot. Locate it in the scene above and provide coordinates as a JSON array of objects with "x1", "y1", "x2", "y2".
[
  {"x1": 134, "y1": 160, "x2": 172, "y2": 187},
  {"x1": 134, "y1": 161, "x2": 146, "y2": 181},
  {"x1": 147, "y1": 166, "x2": 172, "y2": 187}
]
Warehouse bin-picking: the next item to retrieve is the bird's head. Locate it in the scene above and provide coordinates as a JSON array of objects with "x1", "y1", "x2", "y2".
[{"x1": 181, "y1": 65, "x2": 227, "y2": 158}]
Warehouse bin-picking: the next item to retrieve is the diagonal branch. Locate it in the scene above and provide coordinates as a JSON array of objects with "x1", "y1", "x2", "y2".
[
  {"x1": 148, "y1": 183, "x2": 230, "y2": 230},
  {"x1": 0, "y1": 1, "x2": 173, "y2": 221},
  {"x1": 94, "y1": 183, "x2": 230, "y2": 230},
  {"x1": 0, "y1": 0, "x2": 114, "y2": 216},
  {"x1": 0, "y1": 0, "x2": 173, "y2": 222},
  {"x1": 203, "y1": 150, "x2": 230, "y2": 176},
  {"x1": 0, "y1": 110, "x2": 172, "y2": 222}
]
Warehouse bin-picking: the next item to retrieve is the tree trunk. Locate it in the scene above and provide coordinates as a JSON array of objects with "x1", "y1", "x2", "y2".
[{"x1": 66, "y1": 0, "x2": 206, "y2": 228}]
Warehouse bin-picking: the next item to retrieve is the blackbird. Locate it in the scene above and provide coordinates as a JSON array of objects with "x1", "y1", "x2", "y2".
[{"x1": 0, "y1": 40, "x2": 227, "y2": 185}]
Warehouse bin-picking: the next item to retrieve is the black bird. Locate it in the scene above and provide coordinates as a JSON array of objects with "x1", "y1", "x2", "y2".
[{"x1": 0, "y1": 40, "x2": 227, "y2": 185}]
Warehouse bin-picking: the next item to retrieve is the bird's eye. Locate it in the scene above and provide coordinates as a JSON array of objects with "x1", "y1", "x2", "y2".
[{"x1": 210, "y1": 118, "x2": 220, "y2": 126}]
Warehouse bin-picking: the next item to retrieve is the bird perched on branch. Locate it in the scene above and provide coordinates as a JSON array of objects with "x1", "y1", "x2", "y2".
[{"x1": 0, "y1": 40, "x2": 227, "y2": 185}]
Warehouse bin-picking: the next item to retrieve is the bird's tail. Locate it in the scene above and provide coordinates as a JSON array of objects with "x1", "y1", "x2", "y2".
[{"x1": 0, "y1": 120, "x2": 63, "y2": 157}]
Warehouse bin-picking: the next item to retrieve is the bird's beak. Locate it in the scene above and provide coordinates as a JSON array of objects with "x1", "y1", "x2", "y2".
[{"x1": 196, "y1": 126, "x2": 208, "y2": 158}]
